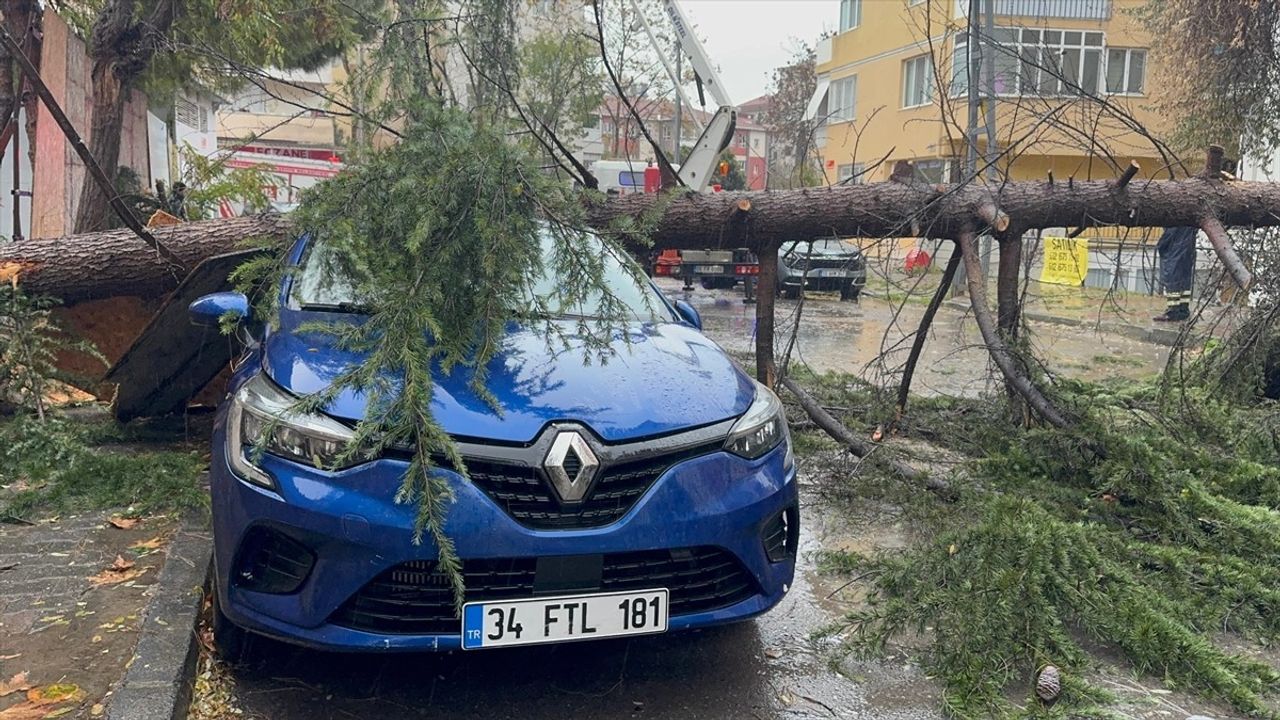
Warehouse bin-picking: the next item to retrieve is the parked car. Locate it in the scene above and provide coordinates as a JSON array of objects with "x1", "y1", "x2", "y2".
[
  {"x1": 190, "y1": 229, "x2": 798, "y2": 657},
  {"x1": 778, "y1": 238, "x2": 867, "y2": 301}
]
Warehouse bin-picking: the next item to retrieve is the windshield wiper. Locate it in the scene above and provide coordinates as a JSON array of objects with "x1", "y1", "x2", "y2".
[{"x1": 298, "y1": 301, "x2": 370, "y2": 314}]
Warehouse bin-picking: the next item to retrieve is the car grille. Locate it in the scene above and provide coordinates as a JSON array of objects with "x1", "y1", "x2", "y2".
[
  {"x1": 464, "y1": 441, "x2": 722, "y2": 530},
  {"x1": 329, "y1": 546, "x2": 758, "y2": 635}
]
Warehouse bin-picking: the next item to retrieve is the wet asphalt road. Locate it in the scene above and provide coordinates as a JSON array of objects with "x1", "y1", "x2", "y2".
[{"x1": 219, "y1": 284, "x2": 1168, "y2": 719}]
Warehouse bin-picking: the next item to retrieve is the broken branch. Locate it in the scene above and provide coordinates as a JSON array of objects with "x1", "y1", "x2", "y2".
[
  {"x1": 780, "y1": 376, "x2": 950, "y2": 497},
  {"x1": 956, "y1": 231, "x2": 1070, "y2": 429},
  {"x1": 895, "y1": 250, "x2": 962, "y2": 420},
  {"x1": 1201, "y1": 215, "x2": 1253, "y2": 290}
]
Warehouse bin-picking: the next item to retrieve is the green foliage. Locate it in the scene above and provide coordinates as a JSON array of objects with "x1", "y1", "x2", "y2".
[
  {"x1": 1140, "y1": 0, "x2": 1280, "y2": 159},
  {"x1": 826, "y1": 380, "x2": 1280, "y2": 718},
  {"x1": 175, "y1": 145, "x2": 276, "y2": 220},
  {"x1": 0, "y1": 414, "x2": 207, "y2": 521},
  {"x1": 237, "y1": 105, "x2": 652, "y2": 610},
  {"x1": 0, "y1": 288, "x2": 103, "y2": 420}
]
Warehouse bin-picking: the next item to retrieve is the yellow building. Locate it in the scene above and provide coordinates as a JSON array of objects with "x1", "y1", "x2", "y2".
[{"x1": 810, "y1": 0, "x2": 1166, "y2": 187}]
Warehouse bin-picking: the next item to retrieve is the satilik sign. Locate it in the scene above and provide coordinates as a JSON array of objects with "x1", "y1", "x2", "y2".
[{"x1": 1039, "y1": 236, "x2": 1089, "y2": 286}]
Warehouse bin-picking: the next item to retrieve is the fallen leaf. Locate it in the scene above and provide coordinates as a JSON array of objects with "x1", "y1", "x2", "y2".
[
  {"x1": 129, "y1": 537, "x2": 163, "y2": 552},
  {"x1": 764, "y1": 648, "x2": 783, "y2": 659},
  {"x1": 26, "y1": 685, "x2": 82, "y2": 706},
  {"x1": 88, "y1": 567, "x2": 146, "y2": 587},
  {"x1": 107, "y1": 517, "x2": 140, "y2": 530},
  {"x1": 0, "y1": 701, "x2": 48, "y2": 720},
  {"x1": 41, "y1": 708, "x2": 75, "y2": 718},
  {"x1": 87, "y1": 556, "x2": 145, "y2": 587},
  {"x1": 0, "y1": 671, "x2": 31, "y2": 697},
  {"x1": 89, "y1": 704, "x2": 104, "y2": 717},
  {"x1": 0, "y1": 654, "x2": 19, "y2": 661}
]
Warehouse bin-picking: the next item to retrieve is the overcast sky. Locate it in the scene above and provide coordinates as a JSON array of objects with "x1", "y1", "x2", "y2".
[{"x1": 680, "y1": 0, "x2": 839, "y2": 103}]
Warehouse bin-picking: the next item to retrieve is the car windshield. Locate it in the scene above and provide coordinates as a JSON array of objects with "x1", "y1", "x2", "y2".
[
  {"x1": 783, "y1": 238, "x2": 856, "y2": 255},
  {"x1": 292, "y1": 229, "x2": 671, "y2": 322}
]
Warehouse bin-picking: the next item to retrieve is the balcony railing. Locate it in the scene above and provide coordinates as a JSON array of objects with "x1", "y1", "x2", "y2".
[{"x1": 955, "y1": 0, "x2": 1111, "y2": 21}]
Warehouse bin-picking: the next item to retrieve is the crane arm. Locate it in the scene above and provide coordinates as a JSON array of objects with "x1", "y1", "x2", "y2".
[{"x1": 659, "y1": 0, "x2": 737, "y2": 191}]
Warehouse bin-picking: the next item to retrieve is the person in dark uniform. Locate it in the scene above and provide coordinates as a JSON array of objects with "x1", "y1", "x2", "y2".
[{"x1": 1154, "y1": 226, "x2": 1197, "y2": 322}]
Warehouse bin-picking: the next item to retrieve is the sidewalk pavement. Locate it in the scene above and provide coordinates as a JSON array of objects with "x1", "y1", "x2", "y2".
[{"x1": 0, "y1": 512, "x2": 182, "y2": 719}]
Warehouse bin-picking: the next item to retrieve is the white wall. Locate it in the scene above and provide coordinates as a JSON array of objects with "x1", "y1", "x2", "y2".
[{"x1": 0, "y1": 107, "x2": 34, "y2": 241}]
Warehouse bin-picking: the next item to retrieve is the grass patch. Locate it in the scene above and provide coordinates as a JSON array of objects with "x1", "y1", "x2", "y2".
[
  {"x1": 1092, "y1": 353, "x2": 1145, "y2": 368},
  {"x1": 0, "y1": 413, "x2": 207, "y2": 521},
  {"x1": 817, "y1": 376, "x2": 1280, "y2": 718}
]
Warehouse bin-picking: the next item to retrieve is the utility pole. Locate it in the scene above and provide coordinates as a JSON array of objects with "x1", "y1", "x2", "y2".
[
  {"x1": 954, "y1": 0, "x2": 983, "y2": 296},
  {"x1": 981, "y1": 0, "x2": 998, "y2": 280},
  {"x1": 674, "y1": 43, "x2": 683, "y2": 162}
]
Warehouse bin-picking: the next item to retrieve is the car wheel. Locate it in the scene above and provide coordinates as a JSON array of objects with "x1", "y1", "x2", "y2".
[
  {"x1": 700, "y1": 277, "x2": 717, "y2": 290},
  {"x1": 840, "y1": 284, "x2": 860, "y2": 302},
  {"x1": 212, "y1": 577, "x2": 254, "y2": 664},
  {"x1": 782, "y1": 285, "x2": 800, "y2": 300}
]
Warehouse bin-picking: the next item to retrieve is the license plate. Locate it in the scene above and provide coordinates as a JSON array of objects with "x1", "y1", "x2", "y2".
[
  {"x1": 812, "y1": 268, "x2": 848, "y2": 278},
  {"x1": 461, "y1": 589, "x2": 669, "y2": 649},
  {"x1": 694, "y1": 264, "x2": 725, "y2": 274}
]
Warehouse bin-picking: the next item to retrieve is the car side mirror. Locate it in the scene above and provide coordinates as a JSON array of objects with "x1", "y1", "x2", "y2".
[
  {"x1": 673, "y1": 299, "x2": 702, "y2": 330},
  {"x1": 189, "y1": 291, "x2": 249, "y2": 328}
]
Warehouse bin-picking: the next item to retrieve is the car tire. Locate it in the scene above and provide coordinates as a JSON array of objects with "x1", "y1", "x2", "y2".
[
  {"x1": 840, "y1": 285, "x2": 861, "y2": 302},
  {"x1": 782, "y1": 285, "x2": 800, "y2": 300},
  {"x1": 212, "y1": 577, "x2": 254, "y2": 664},
  {"x1": 700, "y1": 277, "x2": 717, "y2": 290}
]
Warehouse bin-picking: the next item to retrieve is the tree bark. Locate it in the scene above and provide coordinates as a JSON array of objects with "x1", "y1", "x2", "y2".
[
  {"x1": 0, "y1": 214, "x2": 290, "y2": 303},
  {"x1": 996, "y1": 232, "x2": 1024, "y2": 336},
  {"x1": 585, "y1": 175, "x2": 1280, "y2": 253},
  {"x1": 756, "y1": 244, "x2": 778, "y2": 386}
]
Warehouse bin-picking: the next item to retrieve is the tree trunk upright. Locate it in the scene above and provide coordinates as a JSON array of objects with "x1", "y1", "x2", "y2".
[
  {"x1": 74, "y1": 62, "x2": 124, "y2": 232},
  {"x1": 72, "y1": 0, "x2": 175, "y2": 233}
]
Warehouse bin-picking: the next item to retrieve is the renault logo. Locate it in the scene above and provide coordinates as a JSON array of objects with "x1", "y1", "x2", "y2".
[{"x1": 543, "y1": 430, "x2": 600, "y2": 503}]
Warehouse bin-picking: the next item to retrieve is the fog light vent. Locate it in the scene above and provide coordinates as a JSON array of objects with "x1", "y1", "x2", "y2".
[
  {"x1": 763, "y1": 505, "x2": 799, "y2": 563},
  {"x1": 233, "y1": 526, "x2": 316, "y2": 594}
]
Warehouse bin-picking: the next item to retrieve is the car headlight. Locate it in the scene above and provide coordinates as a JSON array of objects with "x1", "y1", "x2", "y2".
[
  {"x1": 226, "y1": 372, "x2": 360, "y2": 489},
  {"x1": 725, "y1": 380, "x2": 792, "y2": 465}
]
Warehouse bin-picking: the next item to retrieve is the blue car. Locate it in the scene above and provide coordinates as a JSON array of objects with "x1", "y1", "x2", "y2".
[{"x1": 190, "y1": 230, "x2": 798, "y2": 657}]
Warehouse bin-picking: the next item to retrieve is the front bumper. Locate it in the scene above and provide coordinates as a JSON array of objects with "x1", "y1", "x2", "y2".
[
  {"x1": 210, "y1": 416, "x2": 799, "y2": 652},
  {"x1": 779, "y1": 266, "x2": 867, "y2": 288}
]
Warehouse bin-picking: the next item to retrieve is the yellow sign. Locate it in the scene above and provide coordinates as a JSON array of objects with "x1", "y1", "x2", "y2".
[{"x1": 1039, "y1": 236, "x2": 1089, "y2": 286}]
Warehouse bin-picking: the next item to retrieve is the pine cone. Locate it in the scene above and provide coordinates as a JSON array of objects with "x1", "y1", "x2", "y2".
[{"x1": 1035, "y1": 665, "x2": 1062, "y2": 704}]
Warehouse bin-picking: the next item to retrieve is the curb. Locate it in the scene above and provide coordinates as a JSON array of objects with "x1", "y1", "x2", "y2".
[{"x1": 106, "y1": 516, "x2": 212, "y2": 720}]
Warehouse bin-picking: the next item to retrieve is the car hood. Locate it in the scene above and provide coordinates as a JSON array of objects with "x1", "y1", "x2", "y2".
[{"x1": 262, "y1": 311, "x2": 754, "y2": 444}]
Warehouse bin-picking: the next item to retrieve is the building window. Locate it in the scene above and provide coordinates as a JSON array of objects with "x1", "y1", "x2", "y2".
[
  {"x1": 952, "y1": 27, "x2": 1105, "y2": 97},
  {"x1": 175, "y1": 97, "x2": 199, "y2": 127},
  {"x1": 1105, "y1": 48, "x2": 1146, "y2": 95},
  {"x1": 902, "y1": 55, "x2": 934, "y2": 108},
  {"x1": 839, "y1": 0, "x2": 861, "y2": 31},
  {"x1": 829, "y1": 76, "x2": 856, "y2": 122},
  {"x1": 837, "y1": 163, "x2": 866, "y2": 183},
  {"x1": 908, "y1": 0, "x2": 926, "y2": 5},
  {"x1": 914, "y1": 159, "x2": 949, "y2": 184}
]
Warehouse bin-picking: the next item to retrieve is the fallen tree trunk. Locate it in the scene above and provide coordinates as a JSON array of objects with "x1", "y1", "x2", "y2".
[
  {"x1": 2, "y1": 165, "x2": 1268, "y2": 302},
  {"x1": 0, "y1": 215, "x2": 290, "y2": 303}
]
